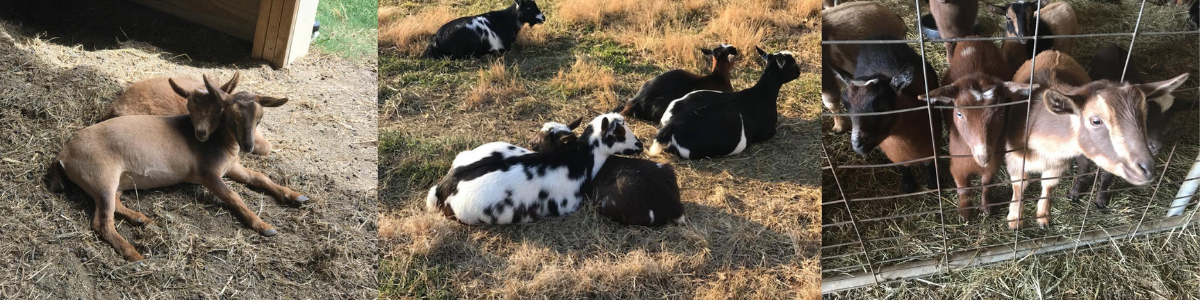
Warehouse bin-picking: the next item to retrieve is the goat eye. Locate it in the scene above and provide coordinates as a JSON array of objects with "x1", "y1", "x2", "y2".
[
  {"x1": 956, "y1": 111, "x2": 963, "y2": 119},
  {"x1": 1089, "y1": 116, "x2": 1103, "y2": 126}
]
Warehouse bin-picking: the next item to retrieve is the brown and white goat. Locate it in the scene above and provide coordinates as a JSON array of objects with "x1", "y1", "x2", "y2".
[
  {"x1": 822, "y1": 1, "x2": 907, "y2": 133},
  {"x1": 47, "y1": 75, "x2": 306, "y2": 261},
  {"x1": 103, "y1": 72, "x2": 274, "y2": 156},
  {"x1": 528, "y1": 120, "x2": 685, "y2": 227},
  {"x1": 929, "y1": 0, "x2": 979, "y2": 58},
  {"x1": 990, "y1": 1, "x2": 1079, "y2": 72},
  {"x1": 920, "y1": 39, "x2": 1034, "y2": 219},
  {"x1": 1006, "y1": 50, "x2": 1187, "y2": 229},
  {"x1": 1069, "y1": 45, "x2": 1197, "y2": 208}
]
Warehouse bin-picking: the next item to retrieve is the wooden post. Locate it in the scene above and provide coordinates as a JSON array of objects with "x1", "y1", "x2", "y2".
[{"x1": 252, "y1": 0, "x2": 319, "y2": 68}]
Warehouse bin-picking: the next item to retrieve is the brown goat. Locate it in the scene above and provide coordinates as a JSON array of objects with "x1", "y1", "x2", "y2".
[
  {"x1": 991, "y1": 2, "x2": 1079, "y2": 73},
  {"x1": 1006, "y1": 50, "x2": 1187, "y2": 229},
  {"x1": 47, "y1": 75, "x2": 307, "y2": 261},
  {"x1": 822, "y1": 1, "x2": 907, "y2": 133},
  {"x1": 929, "y1": 0, "x2": 979, "y2": 58},
  {"x1": 618, "y1": 44, "x2": 738, "y2": 123},
  {"x1": 104, "y1": 72, "x2": 273, "y2": 156},
  {"x1": 921, "y1": 39, "x2": 1033, "y2": 219}
]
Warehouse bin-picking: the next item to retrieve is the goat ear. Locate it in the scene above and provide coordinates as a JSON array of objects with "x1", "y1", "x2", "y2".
[
  {"x1": 756, "y1": 46, "x2": 768, "y2": 61},
  {"x1": 600, "y1": 117, "x2": 610, "y2": 133},
  {"x1": 890, "y1": 67, "x2": 914, "y2": 93},
  {"x1": 221, "y1": 71, "x2": 241, "y2": 93},
  {"x1": 202, "y1": 74, "x2": 230, "y2": 104},
  {"x1": 1003, "y1": 82, "x2": 1039, "y2": 98},
  {"x1": 830, "y1": 65, "x2": 854, "y2": 87},
  {"x1": 1043, "y1": 89, "x2": 1085, "y2": 115},
  {"x1": 168, "y1": 78, "x2": 190, "y2": 98},
  {"x1": 700, "y1": 48, "x2": 714, "y2": 56},
  {"x1": 987, "y1": 4, "x2": 1007, "y2": 15},
  {"x1": 567, "y1": 117, "x2": 583, "y2": 130},
  {"x1": 921, "y1": 85, "x2": 958, "y2": 104},
  {"x1": 1140, "y1": 73, "x2": 1188, "y2": 110},
  {"x1": 559, "y1": 134, "x2": 577, "y2": 145},
  {"x1": 257, "y1": 96, "x2": 289, "y2": 107}
]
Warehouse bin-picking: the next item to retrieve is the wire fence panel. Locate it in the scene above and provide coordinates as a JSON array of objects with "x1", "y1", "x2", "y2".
[{"x1": 820, "y1": 0, "x2": 1200, "y2": 294}]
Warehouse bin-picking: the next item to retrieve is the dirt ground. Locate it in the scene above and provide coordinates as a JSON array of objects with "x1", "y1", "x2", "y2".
[
  {"x1": 0, "y1": 2, "x2": 379, "y2": 298},
  {"x1": 378, "y1": 0, "x2": 823, "y2": 298}
]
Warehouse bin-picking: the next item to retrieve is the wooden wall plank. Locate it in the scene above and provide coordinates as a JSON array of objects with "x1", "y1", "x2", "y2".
[{"x1": 128, "y1": 0, "x2": 259, "y2": 40}]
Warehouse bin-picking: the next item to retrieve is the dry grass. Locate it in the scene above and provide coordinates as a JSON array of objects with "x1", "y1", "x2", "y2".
[
  {"x1": 466, "y1": 59, "x2": 528, "y2": 107},
  {"x1": 378, "y1": 0, "x2": 822, "y2": 298},
  {"x1": 822, "y1": 0, "x2": 1200, "y2": 297},
  {"x1": 551, "y1": 55, "x2": 619, "y2": 111},
  {"x1": 0, "y1": 4, "x2": 378, "y2": 298},
  {"x1": 379, "y1": 6, "x2": 458, "y2": 56}
]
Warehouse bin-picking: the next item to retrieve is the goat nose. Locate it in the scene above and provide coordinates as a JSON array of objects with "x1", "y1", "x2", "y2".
[{"x1": 1138, "y1": 162, "x2": 1153, "y2": 178}]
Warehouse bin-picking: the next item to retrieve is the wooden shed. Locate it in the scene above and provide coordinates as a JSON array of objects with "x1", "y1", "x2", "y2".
[{"x1": 129, "y1": 0, "x2": 319, "y2": 68}]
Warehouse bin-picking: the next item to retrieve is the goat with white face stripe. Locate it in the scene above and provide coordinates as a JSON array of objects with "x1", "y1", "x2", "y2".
[
  {"x1": 426, "y1": 114, "x2": 642, "y2": 225},
  {"x1": 424, "y1": 0, "x2": 545, "y2": 59},
  {"x1": 649, "y1": 47, "x2": 800, "y2": 159}
]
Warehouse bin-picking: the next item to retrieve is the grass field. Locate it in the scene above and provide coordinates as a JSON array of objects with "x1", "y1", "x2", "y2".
[
  {"x1": 314, "y1": 0, "x2": 380, "y2": 63},
  {"x1": 377, "y1": 0, "x2": 823, "y2": 298},
  {"x1": 820, "y1": 0, "x2": 1200, "y2": 298}
]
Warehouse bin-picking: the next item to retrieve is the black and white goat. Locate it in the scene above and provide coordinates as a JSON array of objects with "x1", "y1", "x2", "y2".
[
  {"x1": 616, "y1": 44, "x2": 739, "y2": 123},
  {"x1": 424, "y1": 0, "x2": 545, "y2": 59},
  {"x1": 426, "y1": 114, "x2": 643, "y2": 225},
  {"x1": 527, "y1": 119, "x2": 685, "y2": 227},
  {"x1": 649, "y1": 47, "x2": 801, "y2": 159}
]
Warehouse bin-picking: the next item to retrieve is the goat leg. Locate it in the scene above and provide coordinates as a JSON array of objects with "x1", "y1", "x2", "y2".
[
  {"x1": 899, "y1": 166, "x2": 919, "y2": 193},
  {"x1": 251, "y1": 131, "x2": 272, "y2": 156},
  {"x1": 201, "y1": 176, "x2": 278, "y2": 236},
  {"x1": 1068, "y1": 156, "x2": 1094, "y2": 203},
  {"x1": 226, "y1": 163, "x2": 309, "y2": 207},
  {"x1": 113, "y1": 191, "x2": 152, "y2": 226},
  {"x1": 1095, "y1": 171, "x2": 1116, "y2": 209},
  {"x1": 1036, "y1": 169, "x2": 1063, "y2": 229},
  {"x1": 980, "y1": 171, "x2": 995, "y2": 216},
  {"x1": 91, "y1": 189, "x2": 144, "y2": 261}
]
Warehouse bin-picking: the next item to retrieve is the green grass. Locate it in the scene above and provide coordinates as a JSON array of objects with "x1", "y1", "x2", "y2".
[{"x1": 312, "y1": 0, "x2": 378, "y2": 62}]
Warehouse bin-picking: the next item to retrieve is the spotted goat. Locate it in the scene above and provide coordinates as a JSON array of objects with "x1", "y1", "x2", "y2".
[
  {"x1": 424, "y1": 0, "x2": 545, "y2": 59},
  {"x1": 527, "y1": 119, "x2": 684, "y2": 227},
  {"x1": 426, "y1": 114, "x2": 643, "y2": 225}
]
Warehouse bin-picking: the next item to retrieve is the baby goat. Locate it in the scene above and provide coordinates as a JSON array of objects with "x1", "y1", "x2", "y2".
[
  {"x1": 528, "y1": 119, "x2": 685, "y2": 227},
  {"x1": 426, "y1": 114, "x2": 643, "y2": 225},
  {"x1": 650, "y1": 47, "x2": 801, "y2": 159},
  {"x1": 103, "y1": 72, "x2": 274, "y2": 155},
  {"x1": 47, "y1": 75, "x2": 305, "y2": 261},
  {"x1": 424, "y1": 0, "x2": 545, "y2": 59},
  {"x1": 617, "y1": 44, "x2": 738, "y2": 123},
  {"x1": 1069, "y1": 45, "x2": 1196, "y2": 208}
]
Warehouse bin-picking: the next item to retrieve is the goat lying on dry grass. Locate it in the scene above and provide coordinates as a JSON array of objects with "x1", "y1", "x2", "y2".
[{"x1": 47, "y1": 74, "x2": 307, "y2": 261}]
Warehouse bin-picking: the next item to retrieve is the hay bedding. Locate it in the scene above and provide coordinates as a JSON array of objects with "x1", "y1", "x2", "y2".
[{"x1": 0, "y1": 12, "x2": 379, "y2": 300}]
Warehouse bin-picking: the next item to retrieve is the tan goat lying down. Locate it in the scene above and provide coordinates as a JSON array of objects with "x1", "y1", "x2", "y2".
[{"x1": 48, "y1": 75, "x2": 307, "y2": 261}]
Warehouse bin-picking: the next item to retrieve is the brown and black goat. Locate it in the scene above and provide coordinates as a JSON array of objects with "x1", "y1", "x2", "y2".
[
  {"x1": 822, "y1": 1, "x2": 907, "y2": 133},
  {"x1": 618, "y1": 44, "x2": 738, "y2": 123}
]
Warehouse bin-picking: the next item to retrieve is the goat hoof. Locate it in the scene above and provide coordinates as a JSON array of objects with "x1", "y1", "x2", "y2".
[
  {"x1": 296, "y1": 195, "x2": 310, "y2": 204},
  {"x1": 124, "y1": 252, "x2": 145, "y2": 262},
  {"x1": 901, "y1": 182, "x2": 918, "y2": 194},
  {"x1": 1093, "y1": 201, "x2": 1108, "y2": 210},
  {"x1": 261, "y1": 228, "x2": 278, "y2": 237}
]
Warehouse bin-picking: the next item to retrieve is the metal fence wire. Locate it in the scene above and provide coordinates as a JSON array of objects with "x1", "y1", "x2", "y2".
[{"x1": 819, "y1": 0, "x2": 1200, "y2": 293}]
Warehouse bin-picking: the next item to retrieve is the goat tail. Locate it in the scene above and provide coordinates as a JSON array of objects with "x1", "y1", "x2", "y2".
[
  {"x1": 46, "y1": 158, "x2": 67, "y2": 193},
  {"x1": 425, "y1": 185, "x2": 440, "y2": 212},
  {"x1": 673, "y1": 214, "x2": 687, "y2": 225},
  {"x1": 610, "y1": 100, "x2": 630, "y2": 114},
  {"x1": 648, "y1": 126, "x2": 673, "y2": 157}
]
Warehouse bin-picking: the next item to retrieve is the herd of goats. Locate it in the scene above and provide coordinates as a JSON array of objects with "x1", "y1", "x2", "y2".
[{"x1": 822, "y1": 0, "x2": 1197, "y2": 230}]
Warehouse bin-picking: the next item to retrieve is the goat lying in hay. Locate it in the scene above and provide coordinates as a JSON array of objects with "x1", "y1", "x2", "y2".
[
  {"x1": 426, "y1": 113, "x2": 643, "y2": 225},
  {"x1": 650, "y1": 47, "x2": 801, "y2": 159},
  {"x1": 528, "y1": 119, "x2": 685, "y2": 227},
  {"x1": 47, "y1": 75, "x2": 306, "y2": 261},
  {"x1": 103, "y1": 72, "x2": 275, "y2": 156},
  {"x1": 617, "y1": 44, "x2": 738, "y2": 123}
]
